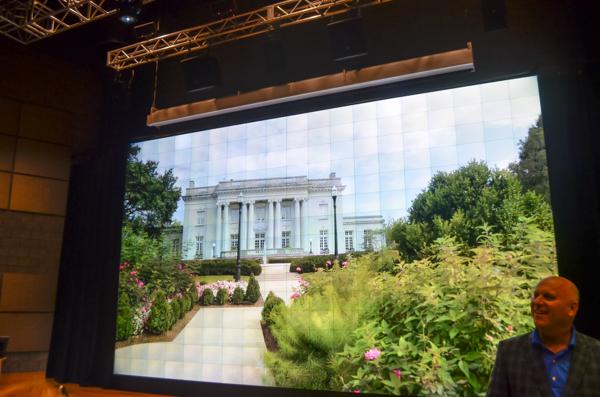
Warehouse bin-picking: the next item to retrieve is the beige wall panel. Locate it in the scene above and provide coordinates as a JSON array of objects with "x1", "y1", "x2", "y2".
[
  {"x1": 20, "y1": 104, "x2": 71, "y2": 146},
  {"x1": 0, "y1": 134, "x2": 16, "y2": 171},
  {"x1": 0, "y1": 313, "x2": 53, "y2": 352},
  {"x1": 14, "y1": 139, "x2": 71, "y2": 180},
  {"x1": 0, "y1": 97, "x2": 20, "y2": 136},
  {"x1": 10, "y1": 175, "x2": 68, "y2": 216},
  {"x1": 0, "y1": 271, "x2": 58, "y2": 312},
  {"x1": 0, "y1": 172, "x2": 10, "y2": 209}
]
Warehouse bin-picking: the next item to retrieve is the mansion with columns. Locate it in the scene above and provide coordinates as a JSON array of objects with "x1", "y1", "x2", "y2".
[{"x1": 178, "y1": 173, "x2": 385, "y2": 259}]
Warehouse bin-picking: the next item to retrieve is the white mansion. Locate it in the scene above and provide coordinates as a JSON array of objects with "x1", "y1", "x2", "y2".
[{"x1": 179, "y1": 173, "x2": 385, "y2": 259}]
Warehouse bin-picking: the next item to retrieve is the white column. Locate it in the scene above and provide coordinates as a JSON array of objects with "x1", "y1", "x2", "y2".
[
  {"x1": 247, "y1": 201, "x2": 255, "y2": 251},
  {"x1": 223, "y1": 203, "x2": 230, "y2": 252},
  {"x1": 267, "y1": 200, "x2": 274, "y2": 250},
  {"x1": 275, "y1": 200, "x2": 282, "y2": 249},
  {"x1": 215, "y1": 203, "x2": 222, "y2": 256},
  {"x1": 240, "y1": 201, "x2": 247, "y2": 251},
  {"x1": 294, "y1": 198, "x2": 301, "y2": 248},
  {"x1": 301, "y1": 198, "x2": 308, "y2": 252}
]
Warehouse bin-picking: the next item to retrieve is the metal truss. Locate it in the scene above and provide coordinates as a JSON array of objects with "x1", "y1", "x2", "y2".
[
  {"x1": 107, "y1": 0, "x2": 393, "y2": 71},
  {"x1": 0, "y1": 0, "x2": 116, "y2": 44}
]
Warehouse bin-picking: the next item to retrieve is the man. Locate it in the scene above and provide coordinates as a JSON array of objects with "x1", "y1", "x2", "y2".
[{"x1": 487, "y1": 276, "x2": 600, "y2": 397}]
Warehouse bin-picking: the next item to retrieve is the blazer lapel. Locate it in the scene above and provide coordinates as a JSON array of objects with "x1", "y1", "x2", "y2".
[
  {"x1": 526, "y1": 337, "x2": 553, "y2": 397},
  {"x1": 563, "y1": 332, "x2": 589, "y2": 397}
]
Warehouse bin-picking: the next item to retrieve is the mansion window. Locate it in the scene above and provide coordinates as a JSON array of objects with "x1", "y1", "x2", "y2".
[
  {"x1": 281, "y1": 204, "x2": 292, "y2": 220},
  {"x1": 282, "y1": 231, "x2": 291, "y2": 248},
  {"x1": 319, "y1": 203, "x2": 328, "y2": 218},
  {"x1": 196, "y1": 210, "x2": 206, "y2": 225},
  {"x1": 195, "y1": 236, "x2": 204, "y2": 259},
  {"x1": 345, "y1": 230, "x2": 354, "y2": 251},
  {"x1": 363, "y1": 229, "x2": 373, "y2": 251},
  {"x1": 231, "y1": 233, "x2": 239, "y2": 251},
  {"x1": 255, "y1": 233, "x2": 265, "y2": 251},
  {"x1": 255, "y1": 206, "x2": 266, "y2": 222},
  {"x1": 320, "y1": 229, "x2": 329, "y2": 254}
]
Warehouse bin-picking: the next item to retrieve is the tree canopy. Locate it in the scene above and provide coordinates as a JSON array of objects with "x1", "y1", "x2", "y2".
[
  {"x1": 509, "y1": 116, "x2": 551, "y2": 202},
  {"x1": 123, "y1": 146, "x2": 181, "y2": 238},
  {"x1": 388, "y1": 161, "x2": 552, "y2": 260}
]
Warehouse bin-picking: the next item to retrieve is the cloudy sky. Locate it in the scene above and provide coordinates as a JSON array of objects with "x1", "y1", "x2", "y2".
[{"x1": 135, "y1": 76, "x2": 542, "y2": 223}]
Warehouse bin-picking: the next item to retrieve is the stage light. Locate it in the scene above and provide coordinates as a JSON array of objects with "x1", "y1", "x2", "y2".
[{"x1": 118, "y1": 0, "x2": 142, "y2": 25}]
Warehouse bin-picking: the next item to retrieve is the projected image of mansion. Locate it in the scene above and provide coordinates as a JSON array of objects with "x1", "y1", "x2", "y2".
[{"x1": 179, "y1": 173, "x2": 385, "y2": 259}]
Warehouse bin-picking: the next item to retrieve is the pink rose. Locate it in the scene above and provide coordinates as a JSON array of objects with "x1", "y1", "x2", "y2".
[
  {"x1": 291, "y1": 292, "x2": 301, "y2": 300},
  {"x1": 130, "y1": 270, "x2": 137, "y2": 276},
  {"x1": 352, "y1": 390, "x2": 361, "y2": 394},
  {"x1": 138, "y1": 281, "x2": 144, "y2": 288},
  {"x1": 342, "y1": 261, "x2": 348, "y2": 268},
  {"x1": 393, "y1": 369, "x2": 402, "y2": 379},
  {"x1": 364, "y1": 348, "x2": 381, "y2": 361},
  {"x1": 119, "y1": 264, "x2": 124, "y2": 271},
  {"x1": 296, "y1": 266, "x2": 302, "y2": 273}
]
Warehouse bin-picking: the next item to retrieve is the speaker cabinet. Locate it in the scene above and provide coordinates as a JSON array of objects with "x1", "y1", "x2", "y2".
[
  {"x1": 180, "y1": 56, "x2": 221, "y2": 93},
  {"x1": 327, "y1": 16, "x2": 368, "y2": 62}
]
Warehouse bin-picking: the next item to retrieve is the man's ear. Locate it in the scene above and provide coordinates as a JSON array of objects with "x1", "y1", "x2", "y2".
[{"x1": 569, "y1": 302, "x2": 579, "y2": 317}]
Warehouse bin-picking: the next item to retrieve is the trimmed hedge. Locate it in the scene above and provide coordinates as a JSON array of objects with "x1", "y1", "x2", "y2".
[
  {"x1": 245, "y1": 274, "x2": 261, "y2": 303},
  {"x1": 200, "y1": 288, "x2": 214, "y2": 306},
  {"x1": 184, "y1": 258, "x2": 262, "y2": 276},
  {"x1": 216, "y1": 288, "x2": 228, "y2": 305},
  {"x1": 116, "y1": 293, "x2": 135, "y2": 341},
  {"x1": 261, "y1": 291, "x2": 284, "y2": 326},
  {"x1": 289, "y1": 252, "x2": 368, "y2": 273},
  {"x1": 232, "y1": 287, "x2": 245, "y2": 304},
  {"x1": 146, "y1": 291, "x2": 173, "y2": 334}
]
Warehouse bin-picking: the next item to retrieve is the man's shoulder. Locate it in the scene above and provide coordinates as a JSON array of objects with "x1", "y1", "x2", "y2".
[
  {"x1": 576, "y1": 331, "x2": 600, "y2": 351},
  {"x1": 498, "y1": 332, "x2": 532, "y2": 349}
]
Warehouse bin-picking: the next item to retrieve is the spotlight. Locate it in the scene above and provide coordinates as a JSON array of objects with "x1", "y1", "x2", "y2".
[{"x1": 118, "y1": 0, "x2": 142, "y2": 25}]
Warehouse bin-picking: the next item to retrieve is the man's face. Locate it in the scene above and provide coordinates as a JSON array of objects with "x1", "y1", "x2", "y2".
[{"x1": 531, "y1": 278, "x2": 578, "y2": 333}]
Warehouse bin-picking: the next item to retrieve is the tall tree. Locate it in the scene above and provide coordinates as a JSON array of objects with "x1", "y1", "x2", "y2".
[
  {"x1": 123, "y1": 146, "x2": 181, "y2": 238},
  {"x1": 509, "y1": 115, "x2": 551, "y2": 202}
]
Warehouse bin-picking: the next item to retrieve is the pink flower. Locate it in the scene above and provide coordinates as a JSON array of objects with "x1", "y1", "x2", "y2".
[
  {"x1": 392, "y1": 369, "x2": 402, "y2": 379},
  {"x1": 296, "y1": 266, "x2": 302, "y2": 273},
  {"x1": 119, "y1": 264, "x2": 125, "y2": 271},
  {"x1": 326, "y1": 260, "x2": 332, "y2": 265},
  {"x1": 342, "y1": 261, "x2": 348, "y2": 268},
  {"x1": 290, "y1": 292, "x2": 301, "y2": 300},
  {"x1": 352, "y1": 390, "x2": 361, "y2": 394},
  {"x1": 130, "y1": 270, "x2": 138, "y2": 276},
  {"x1": 507, "y1": 325, "x2": 514, "y2": 332},
  {"x1": 486, "y1": 334, "x2": 494, "y2": 342},
  {"x1": 178, "y1": 263, "x2": 185, "y2": 271},
  {"x1": 137, "y1": 281, "x2": 144, "y2": 288},
  {"x1": 364, "y1": 348, "x2": 381, "y2": 361}
]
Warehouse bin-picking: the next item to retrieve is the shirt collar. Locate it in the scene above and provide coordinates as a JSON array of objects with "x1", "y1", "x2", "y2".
[{"x1": 531, "y1": 327, "x2": 577, "y2": 349}]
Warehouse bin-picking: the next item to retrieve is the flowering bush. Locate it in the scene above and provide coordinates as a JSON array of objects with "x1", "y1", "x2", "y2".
[
  {"x1": 195, "y1": 280, "x2": 248, "y2": 303},
  {"x1": 364, "y1": 348, "x2": 381, "y2": 361}
]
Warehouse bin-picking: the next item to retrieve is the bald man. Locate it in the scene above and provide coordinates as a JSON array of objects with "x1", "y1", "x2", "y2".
[{"x1": 487, "y1": 276, "x2": 600, "y2": 397}]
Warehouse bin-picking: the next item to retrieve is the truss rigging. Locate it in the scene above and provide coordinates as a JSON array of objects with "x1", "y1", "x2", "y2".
[
  {"x1": 0, "y1": 0, "x2": 116, "y2": 44},
  {"x1": 107, "y1": 0, "x2": 393, "y2": 71}
]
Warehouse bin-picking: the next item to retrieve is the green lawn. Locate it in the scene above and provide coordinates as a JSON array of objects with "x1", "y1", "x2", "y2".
[{"x1": 195, "y1": 275, "x2": 251, "y2": 284}]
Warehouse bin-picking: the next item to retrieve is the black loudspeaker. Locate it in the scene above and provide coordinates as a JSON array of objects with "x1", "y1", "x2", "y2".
[
  {"x1": 180, "y1": 56, "x2": 221, "y2": 93},
  {"x1": 481, "y1": 0, "x2": 507, "y2": 31},
  {"x1": 327, "y1": 16, "x2": 368, "y2": 62}
]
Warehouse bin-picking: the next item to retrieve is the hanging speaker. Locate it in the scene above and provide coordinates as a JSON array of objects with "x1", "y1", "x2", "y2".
[
  {"x1": 180, "y1": 56, "x2": 221, "y2": 93},
  {"x1": 481, "y1": 0, "x2": 507, "y2": 31},
  {"x1": 327, "y1": 16, "x2": 368, "y2": 62}
]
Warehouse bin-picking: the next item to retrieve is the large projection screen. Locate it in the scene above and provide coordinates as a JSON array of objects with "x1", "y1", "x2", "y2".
[{"x1": 114, "y1": 75, "x2": 555, "y2": 395}]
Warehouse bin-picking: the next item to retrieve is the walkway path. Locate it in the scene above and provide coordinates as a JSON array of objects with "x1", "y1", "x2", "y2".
[{"x1": 114, "y1": 263, "x2": 300, "y2": 386}]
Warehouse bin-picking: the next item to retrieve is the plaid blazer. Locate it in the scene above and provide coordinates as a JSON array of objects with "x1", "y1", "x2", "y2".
[{"x1": 487, "y1": 331, "x2": 600, "y2": 397}]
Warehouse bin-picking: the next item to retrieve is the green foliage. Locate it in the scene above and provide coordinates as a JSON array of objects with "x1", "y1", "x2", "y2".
[
  {"x1": 244, "y1": 274, "x2": 261, "y2": 303},
  {"x1": 333, "y1": 230, "x2": 557, "y2": 396},
  {"x1": 124, "y1": 145, "x2": 181, "y2": 238},
  {"x1": 200, "y1": 288, "x2": 214, "y2": 306},
  {"x1": 115, "y1": 293, "x2": 135, "y2": 341},
  {"x1": 188, "y1": 288, "x2": 198, "y2": 306},
  {"x1": 136, "y1": 260, "x2": 194, "y2": 297},
  {"x1": 509, "y1": 116, "x2": 550, "y2": 202},
  {"x1": 216, "y1": 288, "x2": 228, "y2": 305},
  {"x1": 387, "y1": 161, "x2": 553, "y2": 260},
  {"x1": 185, "y1": 258, "x2": 262, "y2": 276},
  {"x1": 262, "y1": 291, "x2": 285, "y2": 327},
  {"x1": 146, "y1": 291, "x2": 173, "y2": 334},
  {"x1": 265, "y1": 255, "x2": 376, "y2": 390},
  {"x1": 231, "y1": 287, "x2": 245, "y2": 304}
]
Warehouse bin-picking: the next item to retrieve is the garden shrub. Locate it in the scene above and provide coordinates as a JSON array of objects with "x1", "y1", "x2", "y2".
[
  {"x1": 184, "y1": 258, "x2": 262, "y2": 276},
  {"x1": 231, "y1": 286, "x2": 244, "y2": 304},
  {"x1": 146, "y1": 291, "x2": 173, "y2": 334},
  {"x1": 261, "y1": 291, "x2": 284, "y2": 326},
  {"x1": 200, "y1": 288, "x2": 214, "y2": 306},
  {"x1": 116, "y1": 293, "x2": 135, "y2": 341},
  {"x1": 244, "y1": 274, "x2": 261, "y2": 303},
  {"x1": 171, "y1": 298, "x2": 182, "y2": 321},
  {"x1": 332, "y1": 231, "x2": 557, "y2": 396},
  {"x1": 216, "y1": 288, "x2": 228, "y2": 305},
  {"x1": 188, "y1": 288, "x2": 197, "y2": 306},
  {"x1": 289, "y1": 252, "x2": 367, "y2": 273}
]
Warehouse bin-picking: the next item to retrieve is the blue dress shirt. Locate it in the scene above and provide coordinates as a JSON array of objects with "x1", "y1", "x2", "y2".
[{"x1": 531, "y1": 328, "x2": 577, "y2": 397}]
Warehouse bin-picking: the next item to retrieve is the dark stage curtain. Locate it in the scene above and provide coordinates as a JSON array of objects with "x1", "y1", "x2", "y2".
[{"x1": 46, "y1": 145, "x2": 127, "y2": 386}]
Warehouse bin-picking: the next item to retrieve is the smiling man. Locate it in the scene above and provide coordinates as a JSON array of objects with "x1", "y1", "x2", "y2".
[{"x1": 487, "y1": 276, "x2": 600, "y2": 397}]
